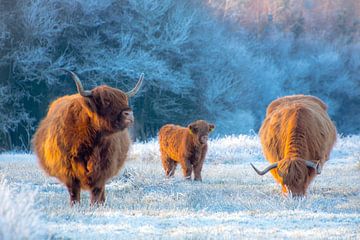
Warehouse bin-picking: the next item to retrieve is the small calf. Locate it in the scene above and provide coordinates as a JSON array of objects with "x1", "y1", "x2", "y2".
[{"x1": 158, "y1": 120, "x2": 215, "y2": 181}]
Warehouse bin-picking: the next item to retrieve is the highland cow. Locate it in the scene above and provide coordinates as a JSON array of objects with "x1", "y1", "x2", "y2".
[
  {"x1": 158, "y1": 120, "x2": 215, "y2": 181},
  {"x1": 251, "y1": 95, "x2": 337, "y2": 196},
  {"x1": 32, "y1": 70, "x2": 143, "y2": 205}
]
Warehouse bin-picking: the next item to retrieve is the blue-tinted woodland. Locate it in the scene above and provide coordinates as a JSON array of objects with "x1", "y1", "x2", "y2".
[{"x1": 0, "y1": 0, "x2": 359, "y2": 150}]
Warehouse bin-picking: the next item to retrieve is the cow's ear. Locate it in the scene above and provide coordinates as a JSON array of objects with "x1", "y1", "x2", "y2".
[
  {"x1": 188, "y1": 124, "x2": 196, "y2": 134},
  {"x1": 81, "y1": 89, "x2": 98, "y2": 113},
  {"x1": 84, "y1": 96, "x2": 97, "y2": 113},
  {"x1": 95, "y1": 90, "x2": 111, "y2": 108},
  {"x1": 209, "y1": 124, "x2": 215, "y2": 132},
  {"x1": 89, "y1": 90, "x2": 110, "y2": 116}
]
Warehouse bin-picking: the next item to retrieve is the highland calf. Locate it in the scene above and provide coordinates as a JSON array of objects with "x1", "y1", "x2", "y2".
[
  {"x1": 32, "y1": 70, "x2": 143, "y2": 205},
  {"x1": 251, "y1": 95, "x2": 337, "y2": 196},
  {"x1": 158, "y1": 120, "x2": 215, "y2": 181}
]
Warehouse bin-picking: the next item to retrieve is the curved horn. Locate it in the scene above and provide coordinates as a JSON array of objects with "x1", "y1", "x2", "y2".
[
  {"x1": 305, "y1": 160, "x2": 321, "y2": 174},
  {"x1": 61, "y1": 69, "x2": 92, "y2": 97},
  {"x1": 250, "y1": 162, "x2": 278, "y2": 176},
  {"x1": 126, "y1": 73, "x2": 144, "y2": 98}
]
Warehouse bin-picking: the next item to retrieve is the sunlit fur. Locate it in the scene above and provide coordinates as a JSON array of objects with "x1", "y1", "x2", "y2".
[
  {"x1": 158, "y1": 120, "x2": 215, "y2": 181},
  {"x1": 32, "y1": 85, "x2": 132, "y2": 205},
  {"x1": 259, "y1": 95, "x2": 337, "y2": 196}
]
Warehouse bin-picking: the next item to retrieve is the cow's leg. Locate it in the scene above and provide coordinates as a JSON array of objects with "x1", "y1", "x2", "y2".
[
  {"x1": 161, "y1": 154, "x2": 177, "y2": 177},
  {"x1": 99, "y1": 188, "x2": 105, "y2": 203},
  {"x1": 281, "y1": 184, "x2": 288, "y2": 195},
  {"x1": 66, "y1": 178, "x2": 80, "y2": 206},
  {"x1": 193, "y1": 162, "x2": 203, "y2": 181},
  {"x1": 181, "y1": 159, "x2": 192, "y2": 180},
  {"x1": 168, "y1": 161, "x2": 177, "y2": 177},
  {"x1": 90, "y1": 185, "x2": 105, "y2": 205}
]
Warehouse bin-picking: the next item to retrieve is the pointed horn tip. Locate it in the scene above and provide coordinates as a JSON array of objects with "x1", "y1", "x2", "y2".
[
  {"x1": 138, "y1": 73, "x2": 144, "y2": 83},
  {"x1": 60, "y1": 69, "x2": 92, "y2": 97},
  {"x1": 250, "y1": 163, "x2": 263, "y2": 176},
  {"x1": 59, "y1": 68, "x2": 75, "y2": 76},
  {"x1": 60, "y1": 69, "x2": 78, "y2": 79},
  {"x1": 250, "y1": 163, "x2": 256, "y2": 169},
  {"x1": 305, "y1": 160, "x2": 322, "y2": 175},
  {"x1": 250, "y1": 162, "x2": 278, "y2": 176},
  {"x1": 316, "y1": 163, "x2": 321, "y2": 174},
  {"x1": 126, "y1": 73, "x2": 144, "y2": 97}
]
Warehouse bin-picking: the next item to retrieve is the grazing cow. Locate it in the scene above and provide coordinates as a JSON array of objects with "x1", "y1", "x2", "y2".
[
  {"x1": 32, "y1": 70, "x2": 143, "y2": 205},
  {"x1": 158, "y1": 120, "x2": 215, "y2": 181},
  {"x1": 251, "y1": 95, "x2": 337, "y2": 196}
]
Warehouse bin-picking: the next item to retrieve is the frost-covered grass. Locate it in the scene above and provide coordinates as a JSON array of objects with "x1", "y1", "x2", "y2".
[
  {"x1": 0, "y1": 177, "x2": 48, "y2": 240},
  {"x1": 0, "y1": 135, "x2": 359, "y2": 239}
]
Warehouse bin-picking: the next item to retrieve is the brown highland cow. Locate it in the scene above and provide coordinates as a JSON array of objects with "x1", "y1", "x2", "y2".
[
  {"x1": 251, "y1": 95, "x2": 337, "y2": 196},
  {"x1": 32, "y1": 70, "x2": 143, "y2": 205},
  {"x1": 158, "y1": 120, "x2": 215, "y2": 181}
]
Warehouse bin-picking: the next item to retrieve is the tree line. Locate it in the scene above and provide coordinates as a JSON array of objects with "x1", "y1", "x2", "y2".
[{"x1": 0, "y1": 0, "x2": 359, "y2": 151}]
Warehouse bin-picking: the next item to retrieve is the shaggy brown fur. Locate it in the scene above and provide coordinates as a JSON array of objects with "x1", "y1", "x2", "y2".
[
  {"x1": 158, "y1": 120, "x2": 215, "y2": 181},
  {"x1": 259, "y1": 95, "x2": 337, "y2": 196},
  {"x1": 32, "y1": 73, "x2": 141, "y2": 205}
]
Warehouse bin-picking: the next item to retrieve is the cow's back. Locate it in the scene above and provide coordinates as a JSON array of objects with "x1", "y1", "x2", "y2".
[
  {"x1": 266, "y1": 95, "x2": 327, "y2": 116},
  {"x1": 260, "y1": 96, "x2": 336, "y2": 165},
  {"x1": 32, "y1": 95, "x2": 95, "y2": 182},
  {"x1": 158, "y1": 124, "x2": 188, "y2": 161}
]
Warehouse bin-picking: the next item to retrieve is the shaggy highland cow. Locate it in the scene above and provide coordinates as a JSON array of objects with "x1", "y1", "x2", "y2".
[
  {"x1": 32, "y1": 70, "x2": 143, "y2": 205},
  {"x1": 251, "y1": 95, "x2": 337, "y2": 196},
  {"x1": 158, "y1": 120, "x2": 215, "y2": 181}
]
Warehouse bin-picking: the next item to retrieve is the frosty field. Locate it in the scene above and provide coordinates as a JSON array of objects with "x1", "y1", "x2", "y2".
[{"x1": 0, "y1": 135, "x2": 359, "y2": 240}]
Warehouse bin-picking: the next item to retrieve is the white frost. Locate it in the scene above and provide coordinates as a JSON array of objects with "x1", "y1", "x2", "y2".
[{"x1": 0, "y1": 135, "x2": 359, "y2": 239}]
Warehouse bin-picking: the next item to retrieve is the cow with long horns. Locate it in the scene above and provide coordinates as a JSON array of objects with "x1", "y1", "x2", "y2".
[
  {"x1": 32, "y1": 70, "x2": 143, "y2": 205},
  {"x1": 251, "y1": 95, "x2": 337, "y2": 196}
]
